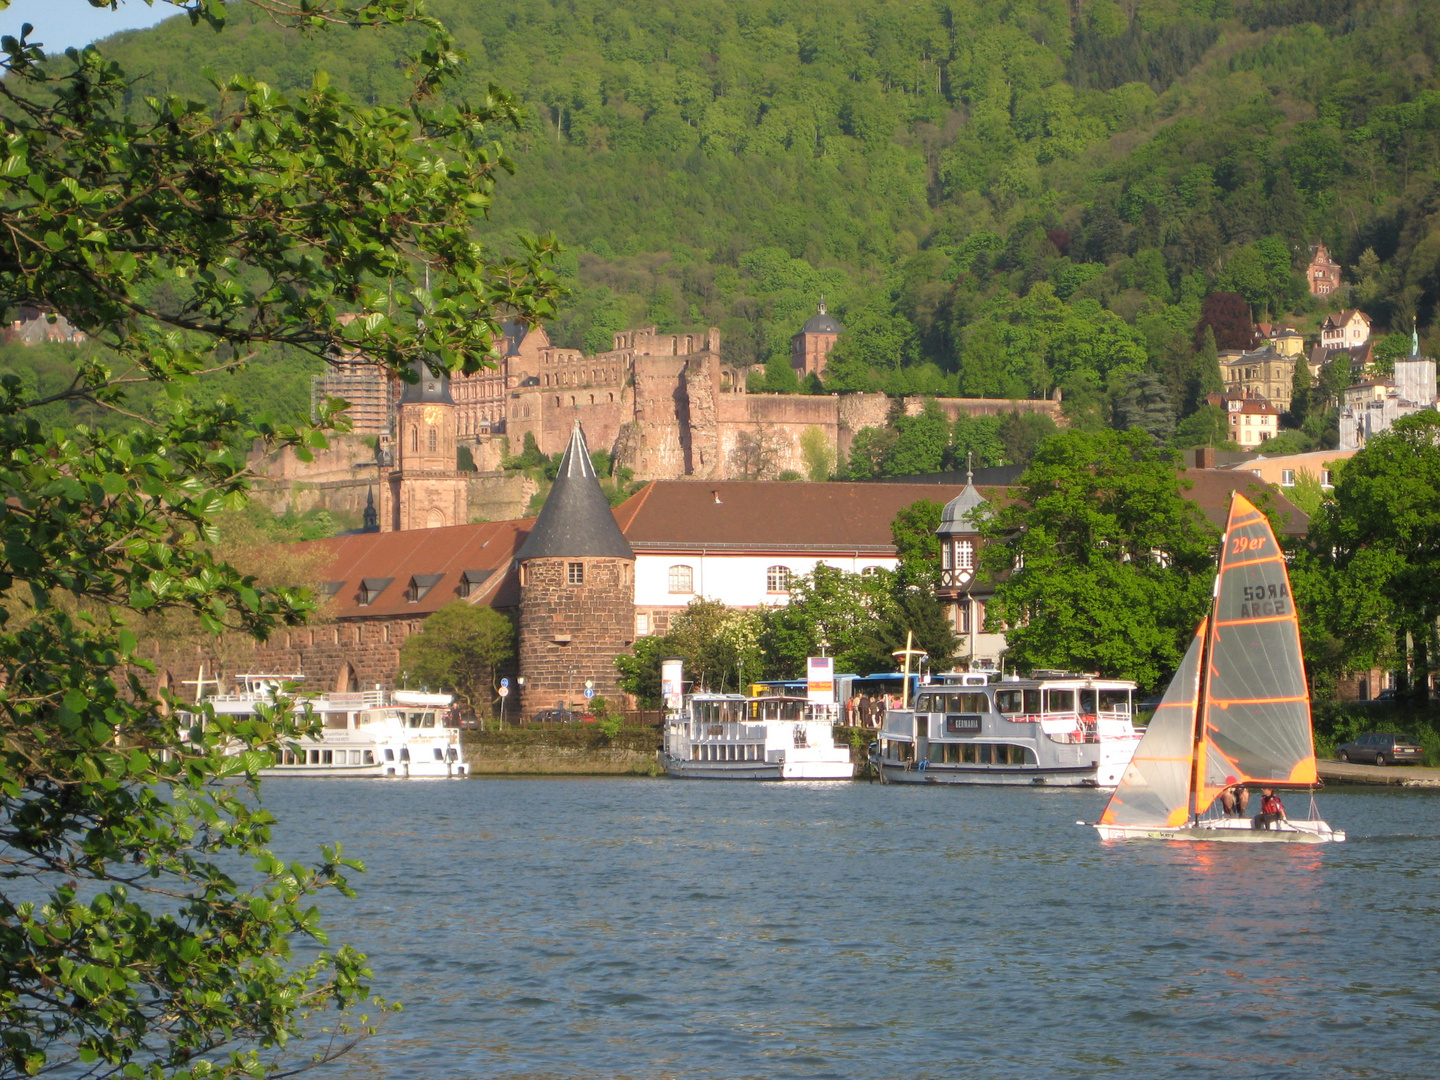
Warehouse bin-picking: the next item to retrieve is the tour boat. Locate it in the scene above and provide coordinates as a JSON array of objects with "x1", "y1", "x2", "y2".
[
  {"x1": 1093, "y1": 493, "x2": 1344, "y2": 843},
  {"x1": 662, "y1": 693, "x2": 853, "y2": 780},
  {"x1": 194, "y1": 675, "x2": 468, "y2": 778},
  {"x1": 874, "y1": 671, "x2": 1143, "y2": 786}
]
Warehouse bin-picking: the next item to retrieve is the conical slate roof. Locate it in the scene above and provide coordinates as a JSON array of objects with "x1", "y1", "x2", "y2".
[
  {"x1": 398, "y1": 357, "x2": 454, "y2": 405},
  {"x1": 938, "y1": 478, "x2": 987, "y2": 535},
  {"x1": 515, "y1": 424, "x2": 634, "y2": 561}
]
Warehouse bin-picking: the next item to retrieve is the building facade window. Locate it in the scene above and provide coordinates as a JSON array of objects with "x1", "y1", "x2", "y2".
[
  {"x1": 567, "y1": 562, "x2": 584, "y2": 585},
  {"x1": 954, "y1": 539, "x2": 975, "y2": 570},
  {"x1": 668, "y1": 564, "x2": 694, "y2": 594},
  {"x1": 766, "y1": 565, "x2": 792, "y2": 594},
  {"x1": 1281, "y1": 469, "x2": 1295, "y2": 486},
  {"x1": 956, "y1": 601, "x2": 971, "y2": 635},
  {"x1": 428, "y1": 426, "x2": 437, "y2": 452}
]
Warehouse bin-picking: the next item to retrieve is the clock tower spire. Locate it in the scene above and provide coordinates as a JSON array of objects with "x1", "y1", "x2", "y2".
[{"x1": 378, "y1": 358, "x2": 467, "y2": 531}]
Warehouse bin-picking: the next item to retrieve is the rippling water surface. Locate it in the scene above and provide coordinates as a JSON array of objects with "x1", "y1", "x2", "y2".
[{"x1": 262, "y1": 779, "x2": 1440, "y2": 1079}]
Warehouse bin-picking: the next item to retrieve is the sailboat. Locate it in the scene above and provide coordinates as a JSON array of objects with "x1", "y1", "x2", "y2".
[{"x1": 1094, "y1": 493, "x2": 1344, "y2": 844}]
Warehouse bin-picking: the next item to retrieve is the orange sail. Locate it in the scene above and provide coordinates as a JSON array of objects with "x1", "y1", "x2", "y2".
[{"x1": 1193, "y1": 493, "x2": 1318, "y2": 815}]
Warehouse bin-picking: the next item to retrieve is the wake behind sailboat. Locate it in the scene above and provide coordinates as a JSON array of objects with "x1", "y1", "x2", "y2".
[{"x1": 1094, "y1": 492, "x2": 1344, "y2": 844}]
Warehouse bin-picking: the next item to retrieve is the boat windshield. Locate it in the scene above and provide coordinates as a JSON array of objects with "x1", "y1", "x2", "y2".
[{"x1": 748, "y1": 697, "x2": 806, "y2": 722}]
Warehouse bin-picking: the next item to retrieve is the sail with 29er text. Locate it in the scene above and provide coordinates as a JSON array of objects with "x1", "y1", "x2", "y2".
[{"x1": 1094, "y1": 492, "x2": 1343, "y2": 843}]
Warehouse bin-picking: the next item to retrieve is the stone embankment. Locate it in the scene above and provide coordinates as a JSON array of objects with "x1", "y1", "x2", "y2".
[
  {"x1": 460, "y1": 728, "x2": 662, "y2": 777},
  {"x1": 1319, "y1": 759, "x2": 1440, "y2": 787}
]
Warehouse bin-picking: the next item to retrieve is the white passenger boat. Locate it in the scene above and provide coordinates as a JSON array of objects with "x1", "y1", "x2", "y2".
[
  {"x1": 662, "y1": 694, "x2": 853, "y2": 780},
  {"x1": 875, "y1": 672, "x2": 1143, "y2": 787},
  {"x1": 194, "y1": 675, "x2": 468, "y2": 778},
  {"x1": 1094, "y1": 493, "x2": 1343, "y2": 843}
]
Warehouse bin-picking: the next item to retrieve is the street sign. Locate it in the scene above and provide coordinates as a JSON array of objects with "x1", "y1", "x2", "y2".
[
  {"x1": 497, "y1": 686, "x2": 509, "y2": 698},
  {"x1": 585, "y1": 679, "x2": 594, "y2": 689},
  {"x1": 584, "y1": 687, "x2": 595, "y2": 699},
  {"x1": 500, "y1": 677, "x2": 509, "y2": 688}
]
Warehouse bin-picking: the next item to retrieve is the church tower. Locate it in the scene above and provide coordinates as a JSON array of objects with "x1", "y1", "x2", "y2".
[
  {"x1": 790, "y1": 299, "x2": 843, "y2": 379},
  {"x1": 516, "y1": 423, "x2": 635, "y2": 715},
  {"x1": 379, "y1": 358, "x2": 467, "y2": 531}
]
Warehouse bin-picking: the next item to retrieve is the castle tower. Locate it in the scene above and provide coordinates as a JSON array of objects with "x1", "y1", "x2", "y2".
[
  {"x1": 378, "y1": 358, "x2": 467, "y2": 531},
  {"x1": 516, "y1": 423, "x2": 635, "y2": 714},
  {"x1": 790, "y1": 300, "x2": 843, "y2": 379}
]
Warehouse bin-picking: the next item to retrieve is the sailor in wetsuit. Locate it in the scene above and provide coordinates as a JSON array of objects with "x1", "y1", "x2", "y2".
[{"x1": 1252, "y1": 787, "x2": 1286, "y2": 830}]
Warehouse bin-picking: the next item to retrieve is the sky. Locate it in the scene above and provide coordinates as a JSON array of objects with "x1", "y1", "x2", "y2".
[{"x1": 0, "y1": 0, "x2": 179, "y2": 53}]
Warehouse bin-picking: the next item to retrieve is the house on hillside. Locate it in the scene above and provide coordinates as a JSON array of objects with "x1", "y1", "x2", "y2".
[
  {"x1": 1256, "y1": 323, "x2": 1305, "y2": 357},
  {"x1": 1307, "y1": 242, "x2": 1342, "y2": 297},
  {"x1": 1321, "y1": 309, "x2": 1371, "y2": 351},
  {"x1": 4, "y1": 306, "x2": 86, "y2": 346},
  {"x1": 1219, "y1": 346, "x2": 1295, "y2": 413},
  {"x1": 1206, "y1": 391, "x2": 1280, "y2": 447}
]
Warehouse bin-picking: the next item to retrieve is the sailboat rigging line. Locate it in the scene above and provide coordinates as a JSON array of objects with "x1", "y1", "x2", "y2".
[{"x1": 1187, "y1": 611, "x2": 1213, "y2": 825}]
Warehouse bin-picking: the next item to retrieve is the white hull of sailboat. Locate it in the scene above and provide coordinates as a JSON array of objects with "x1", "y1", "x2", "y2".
[{"x1": 1094, "y1": 818, "x2": 1345, "y2": 843}]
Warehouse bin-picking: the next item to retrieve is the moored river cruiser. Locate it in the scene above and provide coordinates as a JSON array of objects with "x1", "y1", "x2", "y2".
[
  {"x1": 662, "y1": 693, "x2": 853, "y2": 780},
  {"x1": 193, "y1": 675, "x2": 468, "y2": 778},
  {"x1": 876, "y1": 672, "x2": 1142, "y2": 787}
]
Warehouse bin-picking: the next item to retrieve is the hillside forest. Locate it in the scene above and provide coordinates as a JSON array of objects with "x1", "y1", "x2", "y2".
[{"x1": 5, "y1": 0, "x2": 1440, "y2": 462}]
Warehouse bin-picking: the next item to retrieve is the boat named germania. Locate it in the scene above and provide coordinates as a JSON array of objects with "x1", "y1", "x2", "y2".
[
  {"x1": 190, "y1": 675, "x2": 469, "y2": 778},
  {"x1": 662, "y1": 694, "x2": 853, "y2": 780},
  {"x1": 876, "y1": 672, "x2": 1142, "y2": 787}
]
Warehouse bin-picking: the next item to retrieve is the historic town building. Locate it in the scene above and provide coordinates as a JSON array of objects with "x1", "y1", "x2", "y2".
[
  {"x1": 1307, "y1": 242, "x2": 1341, "y2": 297},
  {"x1": 790, "y1": 301, "x2": 843, "y2": 379},
  {"x1": 1206, "y1": 392, "x2": 1280, "y2": 447},
  {"x1": 377, "y1": 360, "x2": 467, "y2": 532},
  {"x1": 1219, "y1": 346, "x2": 1296, "y2": 413}
]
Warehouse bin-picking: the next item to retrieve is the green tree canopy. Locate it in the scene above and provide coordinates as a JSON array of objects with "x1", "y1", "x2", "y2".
[
  {"x1": 0, "y1": 3, "x2": 559, "y2": 1076},
  {"x1": 979, "y1": 428, "x2": 1217, "y2": 689},
  {"x1": 1309, "y1": 411, "x2": 1440, "y2": 705},
  {"x1": 398, "y1": 601, "x2": 515, "y2": 716}
]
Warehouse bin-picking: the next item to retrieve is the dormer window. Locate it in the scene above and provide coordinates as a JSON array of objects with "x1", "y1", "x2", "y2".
[
  {"x1": 359, "y1": 577, "x2": 393, "y2": 606},
  {"x1": 405, "y1": 574, "x2": 443, "y2": 602},
  {"x1": 318, "y1": 581, "x2": 343, "y2": 599},
  {"x1": 460, "y1": 569, "x2": 492, "y2": 598}
]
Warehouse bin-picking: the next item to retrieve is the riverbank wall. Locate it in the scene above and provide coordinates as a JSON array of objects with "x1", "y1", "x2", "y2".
[{"x1": 460, "y1": 728, "x2": 662, "y2": 776}]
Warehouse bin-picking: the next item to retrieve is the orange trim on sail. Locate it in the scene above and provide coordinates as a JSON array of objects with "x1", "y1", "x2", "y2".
[
  {"x1": 1215, "y1": 615, "x2": 1294, "y2": 627},
  {"x1": 1222, "y1": 555, "x2": 1284, "y2": 570},
  {"x1": 1210, "y1": 695, "x2": 1309, "y2": 707}
]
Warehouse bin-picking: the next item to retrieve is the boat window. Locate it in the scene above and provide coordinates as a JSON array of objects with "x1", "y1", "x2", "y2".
[
  {"x1": 408, "y1": 711, "x2": 423, "y2": 728},
  {"x1": 400, "y1": 748, "x2": 410, "y2": 762},
  {"x1": 1024, "y1": 689, "x2": 1042, "y2": 714},
  {"x1": 384, "y1": 748, "x2": 395, "y2": 761},
  {"x1": 433, "y1": 748, "x2": 444, "y2": 760},
  {"x1": 915, "y1": 694, "x2": 935, "y2": 712},
  {"x1": 324, "y1": 713, "x2": 347, "y2": 729},
  {"x1": 950, "y1": 692, "x2": 988, "y2": 713},
  {"x1": 363, "y1": 750, "x2": 374, "y2": 764},
  {"x1": 961, "y1": 743, "x2": 978, "y2": 763},
  {"x1": 978, "y1": 744, "x2": 993, "y2": 764},
  {"x1": 994, "y1": 690, "x2": 1022, "y2": 714},
  {"x1": 422, "y1": 711, "x2": 436, "y2": 728},
  {"x1": 308, "y1": 750, "x2": 320, "y2": 764},
  {"x1": 1044, "y1": 689, "x2": 1075, "y2": 713},
  {"x1": 321, "y1": 750, "x2": 333, "y2": 764},
  {"x1": 1079, "y1": 690, "x2": 1097, "y2": 714},
  {"x1": 1098, "y1": 689, "x2": 1131, "y2": 714}
]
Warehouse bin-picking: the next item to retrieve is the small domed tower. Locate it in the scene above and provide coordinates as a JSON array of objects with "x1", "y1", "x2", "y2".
[
  {"x1": 790, "y1": 299, "x2": 843, "y2": 379},
  {"x1": 936, "y1": 460, "x2": 998, "y2": 669},
  {"x1": 379, "y1": 358, "x2": 467, "y2": 531},
  {"x1": 516, "y1": 423, "x2": 635, "y2": 714}
]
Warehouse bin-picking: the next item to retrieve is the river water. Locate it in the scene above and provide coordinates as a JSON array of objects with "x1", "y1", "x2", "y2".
[{"x1": 263, "y1": 779, "x2": 1440, "y2": 1079}]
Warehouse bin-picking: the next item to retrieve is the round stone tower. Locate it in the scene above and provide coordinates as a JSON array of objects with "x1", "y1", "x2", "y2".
[{"x1": 516, "y1": 423, "x2": 635, "y2": 715}]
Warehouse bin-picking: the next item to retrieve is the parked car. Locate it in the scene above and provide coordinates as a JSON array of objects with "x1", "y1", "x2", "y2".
[
  {"x1": 1336, "y1": 732, "x2": 1424, "y2": 766},
  {"x1": 529, "y1": 708, "x2": 595, "y2": 725}
]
